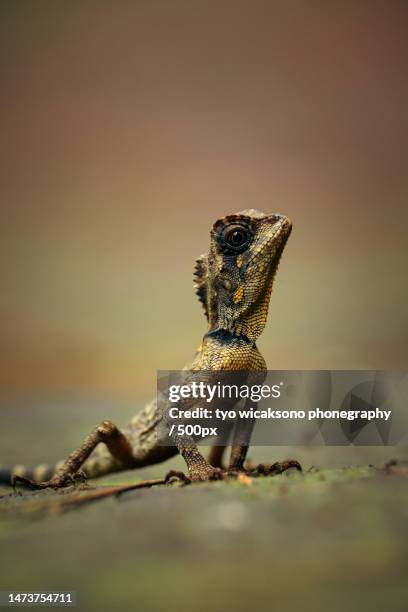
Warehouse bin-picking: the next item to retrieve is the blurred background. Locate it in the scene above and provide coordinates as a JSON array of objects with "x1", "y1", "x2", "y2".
[
  {"x1": 1, "y1": 3, "x2": 407, "y2": 611},
  {"x1": 1, "y1": 0, "x2": 407, "y2": 402}
]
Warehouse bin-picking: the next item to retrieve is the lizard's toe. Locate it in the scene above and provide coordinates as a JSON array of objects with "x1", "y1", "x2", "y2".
[
  {"x1": 189, "y1": 465, "x2": 223, "y2": 482},
  {"x1": 270, "y1": 459, "x2": 303, "y2": 475},
  {"x1": 12, "y1": 475, "x2": 41, "y2": 490},
  {"x1": 165, "y1": 470, "x2": 191, "y2": 485}
]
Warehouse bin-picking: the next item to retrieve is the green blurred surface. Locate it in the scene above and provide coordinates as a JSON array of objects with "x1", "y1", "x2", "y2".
[
  {"x1": 1, "y1": 399, "x2": 407, "y2": 611},
  {"x1": 1, "y1": 466, "x2": 407, "y2": 612}
]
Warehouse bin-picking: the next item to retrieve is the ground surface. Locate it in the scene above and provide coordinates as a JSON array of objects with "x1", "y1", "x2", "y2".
[
  {"x1": 1, "y1": 400, "x2": 407, "y2": 611},
  {"x1": 1, "y1": 462, "x2": 407, "y2": 612}
]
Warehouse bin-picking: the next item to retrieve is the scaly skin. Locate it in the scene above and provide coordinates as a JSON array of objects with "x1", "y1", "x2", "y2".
[{"x1": 0, "y1": 209, "x2": 295, "y2": 488}]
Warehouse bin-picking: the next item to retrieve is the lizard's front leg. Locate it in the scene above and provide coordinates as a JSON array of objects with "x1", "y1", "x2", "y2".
[
  {"x1": 228, "y1": 421, "x2": 255, "y2": 472},
  {"x1": 178, "y1": 444, "x2": 222, "y2": 482},
  {"x1": 163, "y1": 386, "x2": 223, "y2": 481},
  {"x1": 228, "y1": 402, "x2": 256, "y2": 472},
  {"x1": 207, "y1": 444, "x2": 227, "y2": 469},
  {"x1": 167, "y1": 411, "x2": 222, "y2": 481},
  {"x1": 207, "y1": 420, "x2": 233, "y2": 468}
]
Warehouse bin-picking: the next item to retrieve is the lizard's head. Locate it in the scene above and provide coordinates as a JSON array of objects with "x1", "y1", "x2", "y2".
[{"x1": 194, "y1": 209, "x2": 292, "y2": 341}]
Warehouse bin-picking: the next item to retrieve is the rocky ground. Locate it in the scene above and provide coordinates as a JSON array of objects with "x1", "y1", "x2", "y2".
[
  {"x1": 1, "y1": 401, "x2": 407, "y2": 611},
  {"x1": 1, "y1": 458, "x2": 407, "y2": 612}
]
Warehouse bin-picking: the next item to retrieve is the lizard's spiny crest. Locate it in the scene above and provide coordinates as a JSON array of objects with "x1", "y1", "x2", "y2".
[{"x1": 194, "y1": 253, "x2": 209, "y2": 320}]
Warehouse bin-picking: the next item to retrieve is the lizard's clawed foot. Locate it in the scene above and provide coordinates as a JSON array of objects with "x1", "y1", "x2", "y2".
[
  {"x1": 13, "y1": 470, "x2": 88, "y2": 491},
  {"x1": 270, "y1": 459, "x2": 302, "y2": 475},
  {"x1": 251, "y1": 459, "x2": 302, "y2": 476}
]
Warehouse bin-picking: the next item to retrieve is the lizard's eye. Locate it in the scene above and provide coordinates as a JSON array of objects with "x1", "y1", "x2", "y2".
[
  {"x1": 213, "y1": 218, "x2": 254, "y2": 254},
  {"x1": 223, "y1": 225, "x2": 250, "y2": 251}
]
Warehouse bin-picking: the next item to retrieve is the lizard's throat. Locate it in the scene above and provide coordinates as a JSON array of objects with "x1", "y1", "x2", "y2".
[{"x1": 209, "y1": 270, "x2": 277, "y2": 342}]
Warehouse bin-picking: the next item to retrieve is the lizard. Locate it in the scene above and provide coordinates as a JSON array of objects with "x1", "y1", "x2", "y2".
[{"x1": 0, "y1": 209, "x2": 300, "y2": 488}]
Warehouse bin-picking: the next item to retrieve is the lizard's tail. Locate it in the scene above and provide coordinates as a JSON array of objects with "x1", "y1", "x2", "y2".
[
  {"x1": 0, "y1": 452, "x2": 121, "y2": 486},
  {"x1": 0, "y1": 463, "x2": 56, "y2": 485}
]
